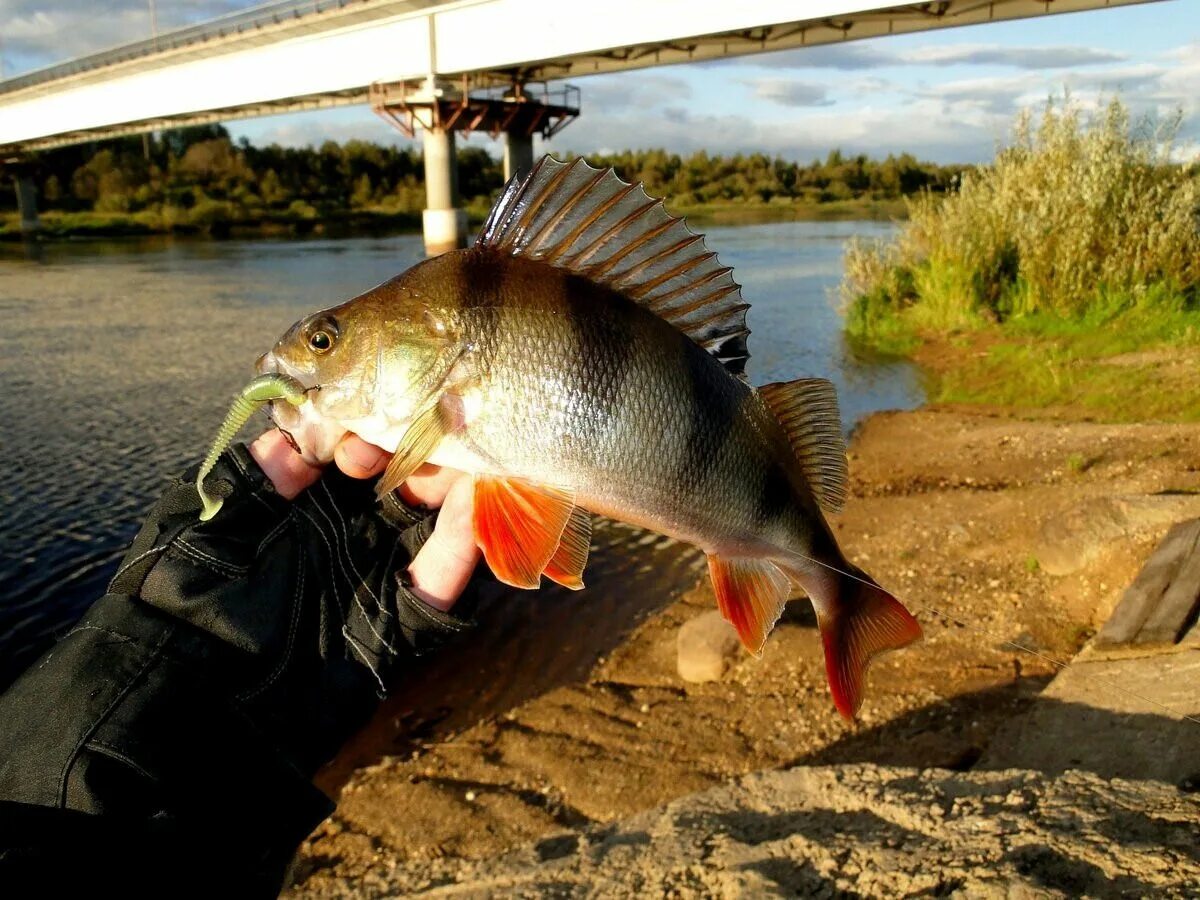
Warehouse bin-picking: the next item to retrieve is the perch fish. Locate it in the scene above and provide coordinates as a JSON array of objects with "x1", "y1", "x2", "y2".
[{"x1": 252, "y1": 157, "x2": 922, "y2": 718}]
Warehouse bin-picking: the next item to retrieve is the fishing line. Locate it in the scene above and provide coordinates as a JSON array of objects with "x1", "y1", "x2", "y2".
[{"x1": 791, "y1": 550, "x2": 1200, "y2": 728}]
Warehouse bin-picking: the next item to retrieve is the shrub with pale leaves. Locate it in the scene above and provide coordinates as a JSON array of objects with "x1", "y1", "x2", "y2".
[{"x1": 844, "y1": 96, "x2": 1200, "y2": 339}]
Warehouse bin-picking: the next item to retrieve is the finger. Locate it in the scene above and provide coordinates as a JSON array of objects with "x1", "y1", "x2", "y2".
[
  {"x1": 334, "y1": 435, "x2": 390, "y2": 480},
  {"x1": 408, "y1": 474, "x2": 479, "y2": 612},
  {"x1": 250, "y1": 430, "x2": 323, "y2": 499},
  {"x1": 399, "y1": 463, "x2": 464, "y2": 509}
]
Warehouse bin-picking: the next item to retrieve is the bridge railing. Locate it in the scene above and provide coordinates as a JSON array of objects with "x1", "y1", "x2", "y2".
[{"x1": 0, "y1": 0, "x2": 438, "y2": 98}]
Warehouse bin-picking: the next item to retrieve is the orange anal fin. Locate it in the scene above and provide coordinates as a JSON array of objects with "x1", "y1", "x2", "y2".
[
  {"x1": 473, "y1": 476, "x2": 575, "y2": 589},
  {"x1": 797, "y1": 567, "x2": 922, "y2": 721},
  {"x1": 542, "y1": 506, "x2": 592, "y2": 590},
  {"x1": 707, "y1": 555, "x2": 793, "y2": 656}
]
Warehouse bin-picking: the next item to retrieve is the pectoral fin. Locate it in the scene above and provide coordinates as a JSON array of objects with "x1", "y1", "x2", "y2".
[
  {"x1": 375, "y1": 400, "x2": 452, "y2": 500},
  {"x1": 542, "y1": 506, "x2": 592, "y2": 590},
  {"x1": 474, "y1": 476, "x2": 576, "y2": 589},
  {"x1": 707, "y1": 555, "x2": 793, "y2": 655}
]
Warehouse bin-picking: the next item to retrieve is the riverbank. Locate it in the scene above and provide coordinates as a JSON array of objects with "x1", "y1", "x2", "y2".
[
  {"x1": 286, "y1": 399, "x2": 1200, "y2": 894},
  {"x1": 0, "y1": 197, "x2": 906, "y2": 241},
  {"x1": 0, "y1": 207, "x2": 425, "y2": 241},
  {"x1": 855, "y1": 308, "x2": 1200, "y2": 424}
]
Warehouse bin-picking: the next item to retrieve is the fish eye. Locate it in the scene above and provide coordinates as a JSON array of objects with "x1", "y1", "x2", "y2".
[{"x1": 305, "y1": 316, "x2": 339, "y2": 354}]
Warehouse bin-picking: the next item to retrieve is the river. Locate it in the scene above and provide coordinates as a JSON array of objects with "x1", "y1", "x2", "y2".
[{"x1": 0, "y1": 221, "x2": 920, "y2": 687}]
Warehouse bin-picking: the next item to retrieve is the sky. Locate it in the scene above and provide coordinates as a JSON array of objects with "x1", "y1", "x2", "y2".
[{"x1": 2, "y1": 0, "x2": 1198, "y2": 163}]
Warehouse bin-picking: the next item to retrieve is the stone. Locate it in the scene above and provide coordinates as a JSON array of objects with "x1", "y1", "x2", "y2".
[
  {"x1": 677, "y1": 610, "x2": 741, "y2": 683},
  {"x1": 1034, "y1": 494, "x2": 1200, "y2": 575}
]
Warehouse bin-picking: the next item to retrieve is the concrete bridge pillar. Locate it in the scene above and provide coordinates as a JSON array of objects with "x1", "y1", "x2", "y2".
[
  {"x1": 422, "y1": 127, "x2": 467, "y2": 256},
  {"x1": 503, "y1": 131, "x2": 534, "y2": 182},
  {"x1": 12, "y1": 173, "x2": 39, "y2": 234}
]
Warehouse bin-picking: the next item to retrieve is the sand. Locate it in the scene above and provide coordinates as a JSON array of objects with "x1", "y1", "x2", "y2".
[{"x1": 291, "y1": 764, "x2": 1199, "y2": 897}]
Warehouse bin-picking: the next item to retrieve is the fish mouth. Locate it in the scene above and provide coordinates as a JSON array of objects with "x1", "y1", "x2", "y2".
[{"x1": 255, "y1": 350, "x2": 342, "y2": 465}]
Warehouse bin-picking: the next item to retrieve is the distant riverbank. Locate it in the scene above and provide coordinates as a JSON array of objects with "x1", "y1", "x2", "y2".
[
  {"x1": 1, "y1": 196, "x2": 907, "y2": 242},
  {"x1": 0, "y1": 207, "x2": 424, "y2": 241}
]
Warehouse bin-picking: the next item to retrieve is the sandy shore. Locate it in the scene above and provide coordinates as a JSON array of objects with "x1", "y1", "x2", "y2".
[{"x1": 286, "y1": 406, "x2": 1200, "y2": 894}]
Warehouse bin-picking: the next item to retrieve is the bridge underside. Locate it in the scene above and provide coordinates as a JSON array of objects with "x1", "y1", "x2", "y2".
[
  {"x1": 1, "y1": 89, "x2": 365, "y2": 158},
  {"x1": 0, "y1": 0, "x2": 1159, "y2": 156}
]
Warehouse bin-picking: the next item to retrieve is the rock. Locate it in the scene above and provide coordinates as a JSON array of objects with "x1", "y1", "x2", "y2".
[
  {"x1": 1035, "y1": 494, "x2": 1200, "y2": 575},
  {"x1": 676, "y1": 610, "x2": 740, "y2": 683},
  {"x1": 290, "y1": 764, "x2": 1200, "y2": 897}
]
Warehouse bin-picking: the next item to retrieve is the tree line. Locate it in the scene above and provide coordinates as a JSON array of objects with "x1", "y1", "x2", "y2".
[{"x1": 3, "y1": 124, "x2": 966, "y2": 234}]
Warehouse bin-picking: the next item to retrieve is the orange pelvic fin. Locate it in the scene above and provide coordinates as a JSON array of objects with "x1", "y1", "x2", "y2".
[
  {"x1": 542, "y1": 506, "x2": 592, "y2": 590},
  {"x1": 707, "y1": 555, "x2": 793, "y2": 655},
  {"x1": 473, "y1": 476, "x2": 575, "y2": 589},
  {"x1": 794, "y1": 565, "x2": 922, "y2": 721}
]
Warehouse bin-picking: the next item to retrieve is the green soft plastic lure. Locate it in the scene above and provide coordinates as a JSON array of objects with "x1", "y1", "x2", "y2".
[{"x1": 196, "y1": 373, "x2": 308, "y2": 521}]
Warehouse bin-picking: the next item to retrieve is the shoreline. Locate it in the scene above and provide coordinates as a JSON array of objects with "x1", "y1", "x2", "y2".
[{"x1": 0, "y1": 198, "x2": 906, "y2": 242}]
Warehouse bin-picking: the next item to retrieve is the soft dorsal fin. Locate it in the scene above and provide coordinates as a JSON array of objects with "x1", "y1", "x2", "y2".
[
  {"x1": 758, "y1": 378, "x2": 848, "y2": 514},
  {"x1": 477, "y1": 156, "x2": 750, "y2": 377}
]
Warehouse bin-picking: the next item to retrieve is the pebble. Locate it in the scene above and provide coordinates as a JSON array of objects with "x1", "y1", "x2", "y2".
[{"x1": 676, "y1": 610, "x2": 741, "y2": 683}]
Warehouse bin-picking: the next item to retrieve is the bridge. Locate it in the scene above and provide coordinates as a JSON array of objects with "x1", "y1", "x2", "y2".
[{"x1": 0, "y1": 0, "x2": 1161, "y2": 251}]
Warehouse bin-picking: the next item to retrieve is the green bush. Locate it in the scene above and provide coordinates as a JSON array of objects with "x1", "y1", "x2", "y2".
[
  {"x1": 844, "y1": 96, "x2": 1200, "y2": 349},
  {"x1": 286, "y1": 199, "x2": 318, "y2": 220}
]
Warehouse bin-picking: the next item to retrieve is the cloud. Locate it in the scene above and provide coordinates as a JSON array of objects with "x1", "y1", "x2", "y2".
[
  {"x1": 750, "y1": 42, "x2": 897, "y2": 70},
  {"x1": 545, "y1": 99, "x2": 1010, "y2": 164},
  {"x1": 749, "y1": 79, "x2": 835, "y2": 107},
  {"x1": 745, "y1": 40, "x2": 1128, "y2": 71},
  {"x1": 904, "y1": 45, "x2": 1126, "y2": 69},
  {"x1": 0, "y1": 0, "x2": 245, "y2": 75},
  {"x1": 232, "y1": 108, "x2": 417, "y2": 150},
  {"x1": 575, "y1": 74, "x2": 693, "y2": 111},
  {"x1": 911, "y1": 62, "x2": 1186, "y2": 121}
]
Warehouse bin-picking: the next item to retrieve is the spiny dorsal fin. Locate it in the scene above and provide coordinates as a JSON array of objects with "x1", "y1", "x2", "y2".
[
  {"x1": 477, "y1": 156, "x2": 750, "y2": 377},
  {"x1": 758, "y1": 378, "x2": 848, "y2": 514}
]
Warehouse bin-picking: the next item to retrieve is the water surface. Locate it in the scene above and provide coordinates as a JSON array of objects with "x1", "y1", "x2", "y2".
[{"x1": 0, "y1": 222, "x2": 919, "y2": 686}]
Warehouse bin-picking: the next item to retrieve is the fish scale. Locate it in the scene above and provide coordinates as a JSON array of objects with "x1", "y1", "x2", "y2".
[{"x1": 256, "y1": 156, "x2": 923, "y2": 720}]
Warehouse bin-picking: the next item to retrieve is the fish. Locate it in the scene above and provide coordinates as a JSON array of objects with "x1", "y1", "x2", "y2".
[{"x1": 257, "y1": 156, "x2": 922, "y2": 719}]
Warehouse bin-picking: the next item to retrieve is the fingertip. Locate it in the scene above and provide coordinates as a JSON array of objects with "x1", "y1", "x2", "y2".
[
  {"x1": 335, "y1": 435, "x2": 390, "y2": 479},
  {"x1": 249, "y1": 430, "x2": 323, "y2": 499},
  {"x1": 400, "y1": 464, "x2": 465, "y2": 509}
]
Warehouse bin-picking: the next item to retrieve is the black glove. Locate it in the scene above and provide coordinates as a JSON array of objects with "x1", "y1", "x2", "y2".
[{"x1": 0, "y1": 444, "x2": 479, "y2": 894}]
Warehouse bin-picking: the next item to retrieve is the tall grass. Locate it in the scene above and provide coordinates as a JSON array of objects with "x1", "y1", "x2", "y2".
[{"x1": 844, "y1": 96, "x2": 1200, "y2": 351}]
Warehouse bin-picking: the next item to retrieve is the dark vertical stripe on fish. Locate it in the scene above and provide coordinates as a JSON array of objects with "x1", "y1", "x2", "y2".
[
  {"x1": 755, "y1": 461, "x2": 793, "y2": 529},
  {"x1": 460, "y1": 250, "x2": 501, "y2": 370},
  {"x1": 677, "y1": 336, "x2": 737, "y2": 494},
  {"x1": 562, "y1": 273, "x2": 635, "y2": 446}
]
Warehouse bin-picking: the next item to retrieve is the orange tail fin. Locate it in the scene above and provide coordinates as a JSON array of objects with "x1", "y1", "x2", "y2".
[{"x1": 793, "y1": 564, "x2": 922, "y2": 720}]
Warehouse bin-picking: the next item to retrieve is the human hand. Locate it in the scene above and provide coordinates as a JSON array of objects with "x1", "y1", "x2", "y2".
[
  {"x1": 0, "y1": 434, "x2": 490, "y2": 876},
  {"x1": 249, "y1": 430, "x2": 479, "y2": 612}
]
